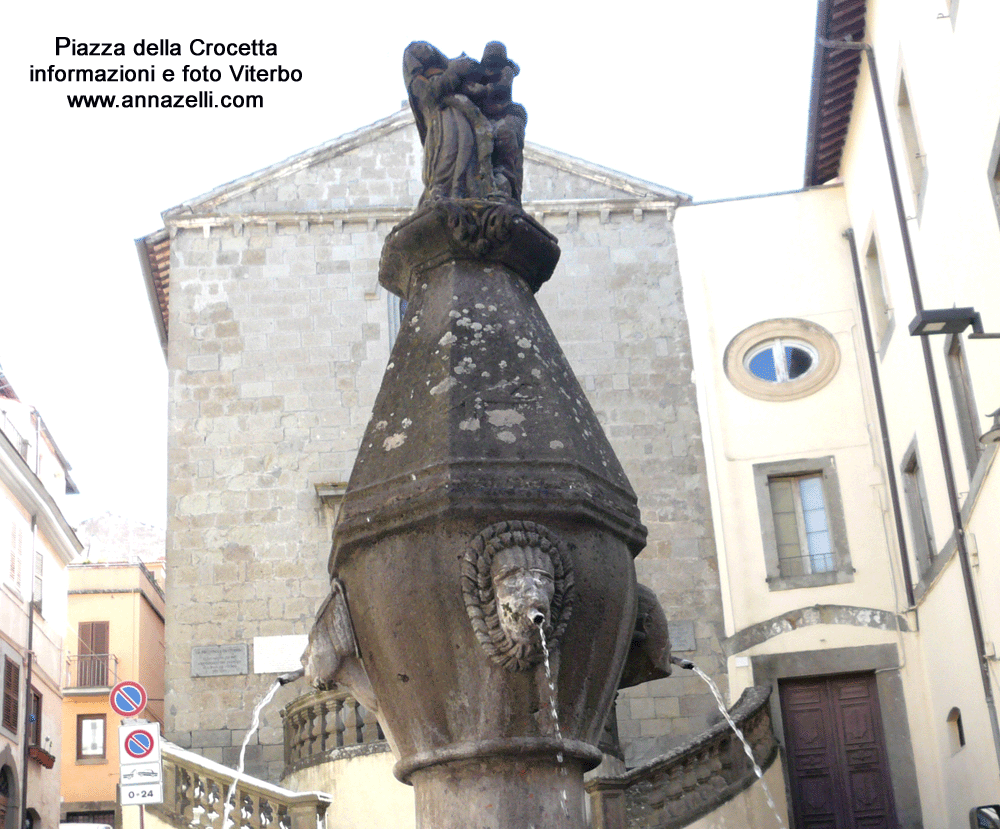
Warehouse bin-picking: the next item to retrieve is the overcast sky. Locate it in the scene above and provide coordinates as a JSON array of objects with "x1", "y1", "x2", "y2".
[{"x1": 2, "y1": 0, "x2": 819, "y2": 530}]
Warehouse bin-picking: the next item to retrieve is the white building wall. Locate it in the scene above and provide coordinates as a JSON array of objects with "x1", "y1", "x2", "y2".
[
  {"x1": 675, "y1": 185, "x2": 929, "y2": 827},
  {"x1": 675, "y1": 186, "x2": 909, "y2": 634},
  {"x1": 833, "y1": 0, "x2": 1000, "y2": 821},
  {"x1": 675, "y1": 0, "x2": 1000, "y2": 821}
]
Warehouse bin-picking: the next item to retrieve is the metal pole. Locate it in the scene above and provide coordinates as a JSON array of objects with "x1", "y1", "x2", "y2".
[
  {"x1": 843, "y1": 228, "x2": 915, "y2": 607},
  {"x1": 19, "y1": 412, "x2": 41, "y2": 829},
  {"x1": 819, "y1": 35, "x2": 1000, "y2": 780},
  {"x1": 18, "y1": 517, "x2": 36, "y2": 829}
]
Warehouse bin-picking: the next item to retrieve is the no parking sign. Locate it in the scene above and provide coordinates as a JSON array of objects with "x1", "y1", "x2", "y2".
[
  {"x1": 110, "y1": 680, "x2": 147, "y2": 717},
  {"x1": 119, "y1": 721, "x2": 163, "y2": 805},
  {"x1": 123, "y1": 728, "x2": 155, "y2": 759}
]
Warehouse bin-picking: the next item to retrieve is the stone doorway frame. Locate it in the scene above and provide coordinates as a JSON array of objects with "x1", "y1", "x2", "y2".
[{"x1": 751, "y1": 644, "x2": 922, "y2": 828}]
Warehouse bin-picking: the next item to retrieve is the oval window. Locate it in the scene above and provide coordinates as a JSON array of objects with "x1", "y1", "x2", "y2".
[
  {"x1": 744, "y1": 339, "x2": 818, "y2": 383},
  {"x1": 724, "y1": 320, "x2": 840, "y2": 401}
]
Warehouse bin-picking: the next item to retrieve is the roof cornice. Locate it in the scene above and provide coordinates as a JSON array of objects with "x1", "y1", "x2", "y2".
[
  {"x1": 804, "y1": 0, "x2": 868, "y2": 187},
  {"x1": 161, "y1": 198, "x2": 680, "y2": 231},
  {"x1": 162, "y1": 110, "x2": 688, "y2": 220},
  {"x1": 0, "y1": 430, "x2": 83, "y2": 566},
  {"x1": 524, "y1": 145, "x2": 690, "y2": 203},
  {"x1": 139, "y1": 112, "x2": 688, "y2": 358}
]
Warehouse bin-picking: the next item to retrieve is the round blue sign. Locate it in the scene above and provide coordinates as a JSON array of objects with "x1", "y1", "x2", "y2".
[
  {"x1": 124, "y1": 728, "x2": 154, "y2": 759},
  {"x1": 110, "y1": 681, "x2": 147, "y2": 716}
]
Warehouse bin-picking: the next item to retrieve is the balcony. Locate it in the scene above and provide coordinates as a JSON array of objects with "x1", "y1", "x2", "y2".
[
  {"x1": 281, "y1": 689, "x2": 385, "y2": 778},
  {"x1": 65, "y1": 653, "x2": 119, "y2": 690}
]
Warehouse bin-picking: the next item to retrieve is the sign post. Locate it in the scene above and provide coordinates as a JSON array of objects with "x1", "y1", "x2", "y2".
[{"x1": 114, "y1": 681, "x2": 162, "y2": 807}]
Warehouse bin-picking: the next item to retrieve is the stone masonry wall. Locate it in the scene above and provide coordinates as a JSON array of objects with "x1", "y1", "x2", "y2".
[
  {"x1": 532, "y1": 205, "x2": 727, "y2": 766},
  {"x1": 163, "y1": 117, "x2": 725, "y2": 780}
]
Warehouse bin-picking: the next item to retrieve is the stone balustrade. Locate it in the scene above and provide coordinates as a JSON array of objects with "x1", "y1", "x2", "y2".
[
  {"x1": 281, "y1": 689, "x2": 385, "y2": 777},
  {"x1": 586, "y1": 686, "x2": 779, "y2": 829},
  {"x1": 149, "y1": 740, "x2": 331, "y2": 829}
]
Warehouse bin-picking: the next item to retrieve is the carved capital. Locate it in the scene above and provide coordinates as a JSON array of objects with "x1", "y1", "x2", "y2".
[{"x1": 378, "y1": 201, "x2": 560, "y2": 299}]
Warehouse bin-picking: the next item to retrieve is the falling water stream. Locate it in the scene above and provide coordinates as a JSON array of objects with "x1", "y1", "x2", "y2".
[
  {"x1": 538, "y1": 625, "x2": 570, "y2": 817},
  {"x1": 222, "y1": 679, "x2": 283, "y2": 829},
  {"x1": 674, "y1": 658, "x2": 786, "y2": 829}
]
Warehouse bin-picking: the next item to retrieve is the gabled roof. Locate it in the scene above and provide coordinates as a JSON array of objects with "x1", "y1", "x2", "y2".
[
  {"x1": 524, "y1": 143, "x2": 690, "y2": 203},
  {"x1": 161, "y1": 109, "x2": 414, "y2": 219},
  {"x1": 159, "y1": 109, "x2": 687, "y2": 218},
  {"x1": 804, "y1": 0, "x2": 868, "y2": 186},
  {"x1": 137, "y1": 109, "x2": 689, "y2": 354}
]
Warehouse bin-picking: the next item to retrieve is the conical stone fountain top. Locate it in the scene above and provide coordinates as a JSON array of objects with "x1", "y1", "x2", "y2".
[{"x1": 303, "y1": 41, "x2": 665, "y2": 829}]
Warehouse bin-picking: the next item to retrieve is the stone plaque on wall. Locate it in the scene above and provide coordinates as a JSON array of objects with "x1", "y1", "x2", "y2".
[
  {"x1": 191, "y1": 644, "x2": 248, "y2": 677},
  {"x1": 670, "y1": 621, "x2": 696, "y2": 652}
]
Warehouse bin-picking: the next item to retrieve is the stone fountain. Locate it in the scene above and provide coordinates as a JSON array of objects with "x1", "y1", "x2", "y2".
[{"x1": 302, "y1": 41, "x2": 671, "y2": 829}]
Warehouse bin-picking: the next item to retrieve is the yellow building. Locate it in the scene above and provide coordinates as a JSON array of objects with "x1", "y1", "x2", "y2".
[{"x1": 60, "y1": 547, "x2": 165, "y2": 825}]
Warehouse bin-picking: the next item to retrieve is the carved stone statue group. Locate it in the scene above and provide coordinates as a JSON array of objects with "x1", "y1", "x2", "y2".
[{"x1": 404, "y1": 41, "x2": 527, "y2": 206}]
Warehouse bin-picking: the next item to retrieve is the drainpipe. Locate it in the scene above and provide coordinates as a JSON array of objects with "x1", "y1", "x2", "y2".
[
  {"x1": 20, "y1": 413, "x2": 41, "y2": 829},
  {"x1": 843, "y1": 227, "x2": 916, "y2": 608},
  {"x1": 19, "y1": 515, "x2": 37, "y2": 829},
  {"x1": 820, "y1": 36, "x2": 1000, "y2": 780}
]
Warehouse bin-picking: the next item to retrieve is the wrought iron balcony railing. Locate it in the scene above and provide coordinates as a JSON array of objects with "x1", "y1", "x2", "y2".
[{"x1": 65, "y1": 653, "x2": 119, "y2": 689}]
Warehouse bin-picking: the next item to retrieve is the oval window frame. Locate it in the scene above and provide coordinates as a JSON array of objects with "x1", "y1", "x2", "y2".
[
  {"x1": 724, "y1": 319, "x2": 840, "y2": 401},
  {"x1": 743, "y1": 339, "x2": 820, "y2": 383}
]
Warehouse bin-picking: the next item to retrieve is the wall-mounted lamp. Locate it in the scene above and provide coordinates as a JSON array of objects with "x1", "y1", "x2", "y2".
[
  {"x1": 909, "y1": 307, "x2": 1000, "y2": 339},
  {"x1": 981, "y1": 409, "x2": 1000, "y2": 446}
]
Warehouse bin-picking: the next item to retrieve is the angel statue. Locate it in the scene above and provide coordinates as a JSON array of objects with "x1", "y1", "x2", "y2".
[{"x1": 404, "y1": 41, "x2": 526, "y2": 207}]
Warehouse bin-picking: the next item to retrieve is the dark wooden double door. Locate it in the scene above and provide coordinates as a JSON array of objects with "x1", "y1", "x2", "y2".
[{"x1": 780, "y1": 673, "x2": 899, "y2": 829}]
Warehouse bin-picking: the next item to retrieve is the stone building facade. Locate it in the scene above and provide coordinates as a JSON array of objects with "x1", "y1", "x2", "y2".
[{"x1": 138, "y1": 110, "x2": 726, "y2": 780}]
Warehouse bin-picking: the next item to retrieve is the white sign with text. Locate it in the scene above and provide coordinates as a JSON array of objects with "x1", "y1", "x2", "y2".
[{"x1": 119, "y1": 721, "x2": 163, "y2": 805}]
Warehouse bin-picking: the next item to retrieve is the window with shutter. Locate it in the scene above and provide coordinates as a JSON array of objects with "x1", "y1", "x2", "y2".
[
  {"x1": 77, "y1": 714, "x2": 106, "y2": 760},
  {"x1": 29, "y1": 689, "x2": 41, "y2": 746},
  {"x1": 2, "y1": 657, "x2": 19, "y2": 733},
  {"x1": 78, "y1": 622, "x2": 110, "y2": 687},
  {"x1": 753, "y1": 456, "x2": 854, "y2": 591}
]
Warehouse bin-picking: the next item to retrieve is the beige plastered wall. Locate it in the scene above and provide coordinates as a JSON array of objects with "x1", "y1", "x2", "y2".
[
  {"x1": 282, "y1": 749, "x2": 415, "y2": 829},
  {"x1": 675, "y1": 185, "x2": 939, "y2": 827},
  {"x1": 0, "y1": 483, "x2": 70, "y2": 829},
  {"x1": 675, "y1": 186, "x2": 910, "y2": 635},
  {"x1": 833, "y1": 0, "x2": 1000, "y2": 822}
]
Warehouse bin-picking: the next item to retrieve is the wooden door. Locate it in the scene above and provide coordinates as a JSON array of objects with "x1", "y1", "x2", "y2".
[{"x1": 780, "y1": 673, "x2": 899, "y2": 829}]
